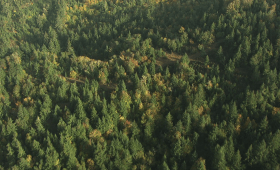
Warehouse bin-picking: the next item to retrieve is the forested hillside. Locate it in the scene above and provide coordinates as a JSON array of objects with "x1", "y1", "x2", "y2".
[{"x1": 1, "y1": 0, "x2": 280, "y2": 169}]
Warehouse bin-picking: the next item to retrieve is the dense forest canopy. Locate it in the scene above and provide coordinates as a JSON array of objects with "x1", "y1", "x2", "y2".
[{"x1": 1, "y1": 0, "x2": 280, "y2": 169}]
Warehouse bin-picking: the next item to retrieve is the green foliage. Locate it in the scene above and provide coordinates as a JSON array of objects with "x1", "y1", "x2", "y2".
[{"x1": 1, "y1": 0, "x2": 280, "y2": 169}]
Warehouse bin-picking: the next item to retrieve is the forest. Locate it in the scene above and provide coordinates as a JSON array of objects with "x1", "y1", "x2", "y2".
[{"x1": 0, "y1": 0, "x2": 280, "y2": 169}]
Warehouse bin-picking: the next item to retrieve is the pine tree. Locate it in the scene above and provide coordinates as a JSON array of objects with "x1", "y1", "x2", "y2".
[
  {"x1": 181, "y1": 53, "x2": 190, "y2": 65},
  {"x1": 245, "y1": 144, "x2": 253, "y2": 165},
  {"x1": 159, "y1": 65, "x2": 163, "y2": 73},
  {"x1": 253, "y1": 139, "x2": 268, "y2": 164},
  {"x1": 134, "y1": 73, "x2": 140, "y2": 90},
  {"x1": 165, "y1": 112, "x2": 173, "y2": 134},
  {"x1": 142, "y1": 65, "x2": 148, "y2": 77},
  {"x1": 35, "y1": 117, "x2": 45, "y2": 136},
  {"x1": 191, "y1": 149, "x2": 198, "y2": 164},
  {"x1": 94, "y1": 142, "x2": 108, "y2": 169},
  {"x1": 229, "y1": 101, "x2": 238, "y2": 123},
  {"x1": 193, "y1": 131, "x2": 199, "y2": 146},
  {"x1": 258, "y1": 116, "x2": 268, "y2": 134},
  {"x1": 212, "y1": 144, "x2": 227, "y2": 170},
  {"x1": 197, "y1": 160, "x2": 206, "y2": 170},
  {"x1": 91, "y1": 107, "x2": 99, "y2": 129},
  {"x1": 6, "y1": 143, "x2": 16, "y2": 167},
  {"x1": 233, "y1": 45, "x2": 242, "y2": 67},
  {"x1": 119, "y1": 80, "x2": 127, "y2": 93},
  {"x1": 165, "y1": 67, "x2": 171, "y2": 80},
  {"x1": 180, "y1": 161, "x2": 187, "y2": 170},
  {"x1": 225, "y1": 137, "x2": 235, "y2": 164},
  {"x1": 173, "y1": 139, "x2": 182, "y2": 161},
  {"x1": 217, "y1": 46, "x2": 225, "y2": 66},
  {"x1": 225, "y1": 59, "x2": 235, "y2": 80},
  {"x1": 101, "y1": 98, "x2": 108, "y2": 117},
  {"x1": 242, "y1": 36, "x2": 251, "y2": 64},
  {"x1": 182, "y1": 111, "x2": 191, "y2": 134},
  {"x1": 175, "y1": 120, "x2": 183, "y2": 133},
  {"x1": 150, "y1": 62, "x2": 156, "y2": 76},
  {"x1": 0, "y1": 68, "x2": 6, "y2": 86},
  {"x1": 231, "y1": 150, "x2": 243, "y2": 170},
  {"x1": 75, "y1": 97, "x2": 86, "y2": 121},
  {"x1": 162, "y1": 161, "x2": 171, "y2": 170},
  {"x1": 205, "y1": 55, "x2": 209, "y2": 66},
  {"x1": 144, "y1": 119, "x2": 154, "y2": 143},
  {"x1": 198, "y1": 115, "x2": 206, "y2": 132},
  {"x1": 172, "y1": 161, "x2": 178, "y2": 170},
  {"x1": 131, "y1": 121, "x2": 140, "y2": 139}
]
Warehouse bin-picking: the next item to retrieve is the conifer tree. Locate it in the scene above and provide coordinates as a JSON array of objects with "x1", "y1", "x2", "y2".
[
  {"x1": 142, "y1": 65, "x2": 148, "y2": 77},
  {"x1": 133, "y1": 73, "x2": 140, "y2": 90},
  {"x1": 180, "y1": 161, "x2": 187, "y2": 170},
  {"x1": 75, "y1": 97, "x2": 86, "y2": 121},
  {"x1": 258, "y1": 116, "x2": 268, "y2": 135},
  {"x1": 119, "y1": 80, "x2": 127, "y2": 93},
  {"x1": 6, "y1": 143, "x2": 16, "y2": 167},
  {"x1": 173, "y1": 138, "x2": 182, "y2": 161},
  {"x1": 205, "y1": 55, "x2": 209, "y2": 67},
  {"x1": 162, "y1": 161, "x2": 171, "y2": 170},
  {"x1": 150, "y1": 61, "x2": 156, "y2": 76},
  {"x1": 165, "y1": 67, "x2": 171, "y2": 80},
  {"x1": 229, "y1": 101, "x2": 238, "y2": 123},
  {"x1": 197, "y1": 160, "x2": 206, "y2": 170},
  {"x1": 225, "y1": 137, "x2": 235, "y2": 164},
  {"x1": 217, "y1": 46, "x2": 225, "y2": 66},
  {"x1": 181, "y1": 53, "x2": 190, "y2": 65},
  {"x1": 231, "y1": 150, "x2": 243, "y2": 170},
  {"x1": 212, "y1": 144, "x2": 227, "y2": 170},
  {"x1": 165, "y1": 112, "x2": 173, "y2": 134},
  {"x1": 168, "y1": 159, "x2": 176, "y2": 170},
  {"x1": 91, "y1": 107, "x2": 99, "y2": 129},
  {"x1": 245, "y1": 144, "x2": 253, "y2": 165},
  {"x1": 94, "y1": 142, "x2": 108, "y2": 169},
  {"x1": 191, "y1": 149, "x2": 198, "y2": 164},
  {"x1": 182, "y1": 111, "x2": 191, "y2": 134},
  {"x1": 253, "y1": 139, "x2": 268, "y2": 164}
]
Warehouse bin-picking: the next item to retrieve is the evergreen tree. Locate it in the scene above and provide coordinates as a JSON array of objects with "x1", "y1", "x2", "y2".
[
  {"x1": 149, "y1": 62, "x2": 156, "y2": 76},
  {"x1": 162, "y1": 161, "x2": 171, "y2": 170},
  {"x1": 165, "y1": 67, "x2": 171, "y2": 80},
  {"x1": 217, "y1": 46, "x2": 225, "y2": 66},
  {"x1": 245, "y1": 144, "x2": 253, "y2": 165},
  {"x1": 205, "y1": 55, "x2": 209, "y2": 66},
  {"x1": 182, "y1": 111, "x2": 191, "y2": 134},
  {"x1": 181, "y1": 53, "x2": 190, "y2": 65},
  {"x1": 225, "y1": 137, "x2": 235, "y2": 164},
  {"x1": 258, "y1": 116, "x2": 268, "y2": 135},
  {"x1": 229, "y1": 101, "x2": 238, "y2": 123},
  {"x1": 231, "y1": 150, "x2": 243, "y2": 170},
  {"x1": 119, "y1": 80, "x2": 127, "y2": 93},
  {"x1": 191, "y1": 149, "x2": 198, "y2": 164},
  {"x1": 94, "y1": 142, "x2": 108, "y2": 169},
  {"x1": 75, "y1": 97, "x2": 86, "y2": 121},
  {"x1": 180, "y1": 161, "x2": 187, "y2": 170},
  {"x1": 253, "y1": 139, "x2": 268, "y2": 164},
  {"x1": 173, "y1": 139, "x2": 182, "y2": 161},
  {"x1": 91, "y1": 107, "x2": 99, "y2": 129},
  {"x1": 165, "y1": 112, "x2": 173, "y2": 134},
  {"x1": 212, "y1": 144, "x2": 227, "y2": 170},
  {"x1": 133, "y1": 73, "x2": 140, "y2": 90}
]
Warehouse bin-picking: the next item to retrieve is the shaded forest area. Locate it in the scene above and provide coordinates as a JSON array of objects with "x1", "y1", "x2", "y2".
[{"x1": 1, "y1": 0, "x2": 280, "y2": 169}]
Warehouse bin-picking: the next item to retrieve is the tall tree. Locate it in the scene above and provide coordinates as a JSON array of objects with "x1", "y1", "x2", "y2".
[{"x1": 212, "y1": 144, "x2": 227, "y2": 170}]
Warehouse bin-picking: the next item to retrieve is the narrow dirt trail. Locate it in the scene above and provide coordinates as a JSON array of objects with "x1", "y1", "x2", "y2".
[
  {"x1": 57, "y1": 39, "x2": 229, "y2": 92},
  {"x1": 156, "y1": 40, "x2": 224, "y2": 67}
]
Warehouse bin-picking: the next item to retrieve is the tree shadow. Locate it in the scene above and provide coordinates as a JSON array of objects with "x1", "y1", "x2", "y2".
[{"x1": 64, "y1": 0, "x2": 221, "y2": 61}]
